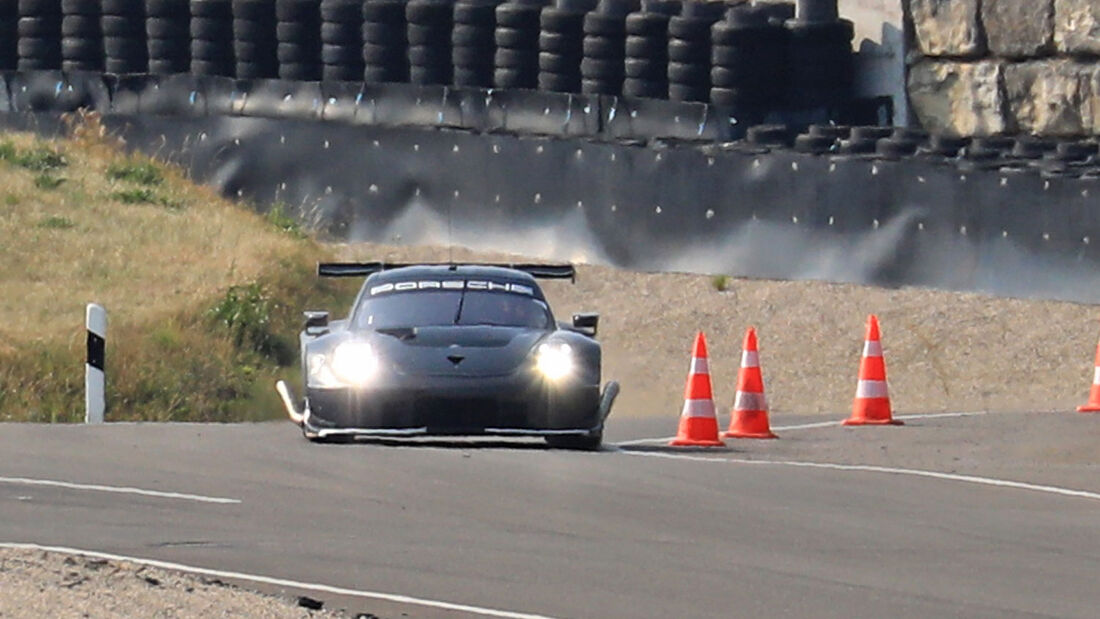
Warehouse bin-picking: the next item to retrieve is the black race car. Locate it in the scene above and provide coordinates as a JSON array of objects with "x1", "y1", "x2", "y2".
[{"x1": 276, "y1": 262, "x2": 619, "y2": 449}]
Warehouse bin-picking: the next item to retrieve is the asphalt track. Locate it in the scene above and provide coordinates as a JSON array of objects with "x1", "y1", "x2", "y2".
[{"x1": 2, "y1": 417, "x2": 1100, "y2": 619}]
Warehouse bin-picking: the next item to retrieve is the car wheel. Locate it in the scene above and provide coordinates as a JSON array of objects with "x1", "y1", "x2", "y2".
[{"x1": 545, "y1": 431, "x2": 602, "y2": 451}]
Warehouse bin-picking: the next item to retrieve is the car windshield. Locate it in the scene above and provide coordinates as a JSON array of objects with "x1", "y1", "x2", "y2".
[{"x1": 354, "y1": 290, "x2": 552, "y2": 330}]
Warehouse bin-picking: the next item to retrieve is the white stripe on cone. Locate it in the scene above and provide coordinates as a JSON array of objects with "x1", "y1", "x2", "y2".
[
  {"x1": 741, "y1": 350, "x2": 759, "y2": 368},
  {"x1": 863, "y1": 340, "x2": 883, "y2": 357},
  {"x1": 681, "y1": 398, "x2": 716, "y2": 419},
  {"x1": 690, "y1": 357, "x2": 709, "y2": 375},
  {"x1": 856, "y1": 379, "x2": 889, "y2": 399},
  {"x1": 1093, "y1": 366, "x2": 1100, "y2": 385},
  {"x1": 734, "y1": 391, "x2": 767, "y2": 411}
]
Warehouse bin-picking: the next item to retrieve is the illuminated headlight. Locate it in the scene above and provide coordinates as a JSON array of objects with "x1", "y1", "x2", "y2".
[
  {"x1": 536, "y1": 342, "x2": 574, "y2": 381},
  {"x1": 309, "y1": 341, "x2": 377, "y2": 387}
]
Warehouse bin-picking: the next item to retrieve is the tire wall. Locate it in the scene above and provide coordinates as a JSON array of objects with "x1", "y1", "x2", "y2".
[
  {"x1": 0, "y1": 0, "x2": 861, "y2": 121},
  {"x1": 3, "y1": 72, "x2": 1100, "y2": 304}
]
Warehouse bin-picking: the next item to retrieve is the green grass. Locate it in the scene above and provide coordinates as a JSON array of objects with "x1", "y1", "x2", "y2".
[
  {"x1": 0, "y1": 128, "x2": 359, "y2": 423},
  {"x1": 711, "y1": 274, "x2": 733, "y2": 292}
]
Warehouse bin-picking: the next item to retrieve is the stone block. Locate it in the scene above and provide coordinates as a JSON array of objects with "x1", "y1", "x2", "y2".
[
  {"x1": 907, "y1": 0, "x2": 985, "y2": 58},
  {"x1": 1055, "y1": 0, "x2": 1100, "y2": 56},
  {"x1": 982, "y1": 0, "x2": 1054, "y2": 59},
  {"x1": 1004, "y1": 60, "x2": 1092, "y2": 136},
  {"x1": 908, "y1": 60, "x2": 1007, "y2": 136}
]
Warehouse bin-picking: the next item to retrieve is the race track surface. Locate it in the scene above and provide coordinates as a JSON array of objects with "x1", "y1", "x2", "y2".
[{"x1": 2, "y1": 415, "x2": 1100, "y2": 618}]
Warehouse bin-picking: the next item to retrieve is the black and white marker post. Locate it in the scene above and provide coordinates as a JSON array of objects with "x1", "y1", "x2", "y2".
[{"x1": 85, "y1": 303, "x2": 106, "y2": 424}]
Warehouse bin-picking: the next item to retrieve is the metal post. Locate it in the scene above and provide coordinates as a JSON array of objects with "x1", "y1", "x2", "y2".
[{"x1": 85, "y1": 303, "x2": 107, "y2": 424}]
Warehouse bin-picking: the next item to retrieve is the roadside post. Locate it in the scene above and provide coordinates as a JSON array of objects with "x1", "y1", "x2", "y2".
[{"x1": 85, "y1": 303, "x2": 106, "y2": 424}]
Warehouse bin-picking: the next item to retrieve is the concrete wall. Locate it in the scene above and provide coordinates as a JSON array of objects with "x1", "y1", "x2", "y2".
[
  {"x1": 905, "y1": 0, "x2": 1100, "y2": 136},
  {"x1": 838, "y1": 0, "x2": 907, "y2": 126}
]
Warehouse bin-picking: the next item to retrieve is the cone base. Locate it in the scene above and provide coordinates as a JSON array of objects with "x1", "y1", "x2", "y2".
[
  {"x1": 668, "y1": 438, "x2": 725, "y2": 447},
  {"x1": 722, "y1": 430, "x2": 777, "y2": 439},
  {"x1": 843, "y1": 418, "x2": 904, "y2": 426},
  {"x1": 1077, "y1": 404, "x2": 1100, "y2": 412}
]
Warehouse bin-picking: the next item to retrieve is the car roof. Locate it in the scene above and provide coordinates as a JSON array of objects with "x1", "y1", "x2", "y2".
[{"x1": 367, "y1": 264, "x2": 541, "y2": 286}]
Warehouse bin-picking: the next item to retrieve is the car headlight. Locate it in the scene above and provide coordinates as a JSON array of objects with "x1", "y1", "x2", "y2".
[
  {"x1": 536, "y1": 342, "x2": 574, "y2": 381},
  {"x1": 310, "y1": 341, "x2": 377, "y2": 388}
]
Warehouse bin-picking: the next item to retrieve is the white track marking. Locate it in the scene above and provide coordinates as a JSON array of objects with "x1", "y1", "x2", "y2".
[
  {"x1": 0, "y1": 477, "x2": 240, "y2": 505},
  {"x1": 614, "y1": 411, "x2": 992, "y2": 445},
  {"x1": 622, "y1": 451, "x2": 1100, "y2": 502},
  {"x1": 0, "y1": 543, "x2": 561, "y2": 619}
]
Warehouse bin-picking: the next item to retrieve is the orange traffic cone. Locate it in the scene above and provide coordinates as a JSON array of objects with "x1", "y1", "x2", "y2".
[
  {"x1": 1078, "y1": 335, "x2": 1100, "y2": 412},
  {"x1": 844, "y1": 315, "x2": 903, "y2": 426},
  {"x1": 670, "y1": 332, "x2": 725, "y2": 447},
  {"x1": 723, "y1": 327, "x2": 777, "y2": 439}
]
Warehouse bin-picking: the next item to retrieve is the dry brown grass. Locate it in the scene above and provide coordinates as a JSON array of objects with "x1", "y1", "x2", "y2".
[{"x1": 0, "y1": 122, "x2": 351, "y2": 422}]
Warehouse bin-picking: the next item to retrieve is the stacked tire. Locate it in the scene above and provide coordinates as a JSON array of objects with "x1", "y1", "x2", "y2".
[
  {"x1": 101, "y1": 0, "x2": 146, "y2": 74},
  {"x1": 786, "y1": 9, "x2": 853, "y2": 109},
  {"x1": 146, "y1": 0, "x2": 190, "y2": 75},
  {"x1": 277, "y1": 0, "x2": 322, "y2": 81},
  {"x1": 233, "y1": 0, "x2": 278, "y2": 79},
  {"x1": 622, "y1": 0, "x2": 678, "y2": 99},
  {"x1": 0, "y1": 2, "x2": 16, "y2": 70},
  {"x1": 406, "y1": 0, "x2": 452, "y2": 85},
  {"x1": 537, "y1": 0, "x2": 594, "y2": 94},
  {"x1": 361, "y1": 0, "x2": 408, "y2": 84},
  {"x1": 666, "y1": 0, "x2": 722, "y2": 102},
  {"x1": 190, "y1": 0, "x2": 233, "y2": 76},
  {"x1": 452, "y1": 0, "x2": 499, "y2": 88},
  {"x1": 320, "y1": 0, "x2": 363, "y2": 81},
  {"x1": 710, "y1": 5, "x2": 787, "y2": 112},
  {"x1": 494, "y1": 0, "x2": 543, "y2": 90},
  {"x1": 60, "y1": 0, "x2": 102, "y2": 72},
  {"x1": 18, "y1": 0, "x2": 63, "y2": 71},
  {"x1": 580, "y1": 0, "x2": 635, "y2": 95}
]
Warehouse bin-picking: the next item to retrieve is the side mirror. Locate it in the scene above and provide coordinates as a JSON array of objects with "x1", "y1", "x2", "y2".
[
  {"x1": 303, "y1": 310, "x2": 329, "y2": 335},
  {"x1": 572, "y1": 312, "x2": 599, "y2": 337}
]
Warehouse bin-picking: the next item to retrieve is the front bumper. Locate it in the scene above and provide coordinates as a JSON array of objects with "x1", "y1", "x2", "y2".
[{"x1": 297, "y1": 373, "x2": 603, "y2": 437}]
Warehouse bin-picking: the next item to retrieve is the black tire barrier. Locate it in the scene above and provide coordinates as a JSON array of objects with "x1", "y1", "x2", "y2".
[
  {"x1": 1011, "y1": 137, "x2": 1054, "y2": 160},
  {"x1": 190, "y1": 0, "x2": 233, "y2": 76},
  {"x1": 18, "y1": 1, "x2": 61, "y2": 71},
  {"x1": 102, "y1": 0, "x2": 143, "y2": 13},
  {"x1": 101, "y1": 0, "x2": 146, "y2": 74},
  {"x1": 580, "y1": 0, "x2": 635, "y2": 96},
  {"x1": 807, "y1": 123, "x2": 850, "y2": 140},
  {"x1": 494, "y1": 1, "x2": 541, "y2": 90},
  {"x1": 849, "y1": 125, "x2": 891, "y2": 141},
  {"x1": 234, "y1": 0, "x2": 277, "y2": 79},
  {"x1": 0, "y1": 2, "x2": 17, "y2": 70},
  {"x1": 276, "y1": 0, "x2": 321, "y2": 81},
  {"x1": 709, "y1": 5, "x2": 786, "y2": 111},
  {"x1": 837, "y1": 137, "x2": 877, "y2": 155},
  {"x1": 362, "y1": 0, "x2": 409, "y2": 84},
  {"x1": 622, "y1": 78, "x2": 664, "y2": 98},
  {"x1": 537, "y1": 4, "x2": 586, "y2": 94},
  {"x1": 793, "y1": 133, "x2": 835, "y2": 154},
  {"x1": 452, "y1": 0, "x2": 500, "y2": 88},
  {"x1": 665, "y1": 2, "x2": 721, "y2": 103},
  {"x1": 623, "y1": 0, "x2": 674, "y2": 100},
  {"x1": 875, "y1": 137, "x2": 918, "y2": 159},
  {"x1": 406, "y1": 0, "x2": 452, "y2": 85},
  {"x1": 786, "y1": 17, "x2": 852, "y2": 109},
  {"x1": 320, "y1": 0, "x2": 363, "y2": 81}
]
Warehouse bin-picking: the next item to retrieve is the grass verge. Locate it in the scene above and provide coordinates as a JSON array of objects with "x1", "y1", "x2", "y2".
[{"x1": 0, "y1": 119, "x2": 360, "y2": 422}]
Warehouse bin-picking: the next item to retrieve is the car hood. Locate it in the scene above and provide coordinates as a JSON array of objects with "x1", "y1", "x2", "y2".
[{"x1": 371, "y1": 325, "x2": 547, "y2": 377}]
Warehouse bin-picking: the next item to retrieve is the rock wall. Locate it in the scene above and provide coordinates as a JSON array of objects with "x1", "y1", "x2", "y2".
[{"x1": 906, "y1": 0, "x2": 1100, "y2": 136}]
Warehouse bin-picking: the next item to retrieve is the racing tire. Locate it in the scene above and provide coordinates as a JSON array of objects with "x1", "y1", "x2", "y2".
[
  {"x1": 279, "y1": 62, "x2": 323, "y2": 81},
  {"x1": 191, "y1": 17, "x2": 232, "y2": 40},
  {"x1": 667, "y1": 38, "x2": 708, "y2": 63},
  {"x1": 622, "y1": 78, "x2": 666, "y2": 99},
  {"x1": 539, "y1": 8, "x2": 584, "y2": 33},
  {"x1": 494, "y1": 66, "x2": 536, "y2": 89},
  {"x1": 18, "y1": 17, "x2": 61, "y2": 38},
  {"x1": 61, "y1": 16, "x2": 98, "y2": 36},
  {"x1": 494, "y1": 3, "x2": 540, "y2": 30},
  {"x1": 544, "y1": 431, "x2": 602, "y2": 451},
  {"x1": 146, "y1": 18, "x2": 189, "y2": 39},
  {"x1": 104, "y1": 36, "x2": 145, "y2": 59},
  {"x1": 625, "y1": 35, "x2": 664, "y2": 58},
  {"x1": 61, "y1": 37, "x2": 100, "y2": 59},
  {"x1": 148, "y1": 38, "x2": 188, "y2": 59},
  {"x1": 278, "y1": 42, "x2": 318, "y2": 63},
  {"x1": 624, "y1": 57, "x2": 661, "y2": 79},
  {"x1": 19, "y1": 0, "x2": 62, "y2": 14},
  {"x1": 625, "y1": 12, "x2": 668, "y2": 37},
  {"x1": 583, "y1": 13, "x2": 625, "y2": 37},
  {"x1": 494, "y1": 47, "x2": 535, "y2": 69},
  {"x1": 538, "y1": 51, "x2": 578, "y2": 74},
  {"x1": 453, "y1": 66, "x2": 491, "y2": 87},
  {"x1": 320, "y1": 0, "x2": 361, "y2": 22},
  {"x1": 148, "y1": 58, "x2": 187, "y2": 74},
  {"x1": 322, "y1": 43, "x2": 361, "y2": 64},
  {"x1": 101, "y1": 16, "x2": 145, "y2": 37},
  {"x1": 409, "y1": 63, "x2": 451, "y2": 85},
  {"x1": 454, "y1": 1, "x2": 496, "y2": 26},
  {"x1": 407, "y1": 23, "x2": 449, "y2": 46},
  {"x1": 62, "y1": 0, "x2": 100, "y2": 13},
  {"x1": 405, "y1": 0, "x2": 451, "y2": 27},
  {"x1": 361, "y1": 21, "x2": 406, "y2": 45},
  {"x1": 667, "y1": 82, "x2": 707, "y2": 102},
  {"x1": 452, "y1": 45, "x2": 493, "y2": 67},
  {"x1": 105, "y1": 58, "x2": 144, "y2": 74},
  {"x1": 276, "y1": 0, "x2": 319, "y2": 22},
  {"x1": 453, "y1": 24, "x2": 493, "y2": 47},
  {"x1": 581, "y1": 77, "x2": 619, "y2": 95},
  {"x1": 363, "y1": 64, "x2": 407, "y2": 83},
  {"x1": 190, "y1": 59, "x2": 233, "y2": 76},
  {"x1": 100, "y1": 0, "x2": 143, "y2": 13},
  {"x1": 538, "y1": 31, "x2": 580, "y2": 55},
  {"x1": 362, "y1": 42, "x2": 405, "y2": 64},
  {"x1": 18, "y1": 57, "x2": 60, "y2": 70},
  {"x1": 323, "y1": 63, "x2": 363, "y2": 81},
  {"x1": 17, "y1": 37, "x2": 59, "y2": 58},
  {"x1": 538, "y1": 70, "x2": 579, "y2": 93},
  {"x1": 408, "y1": 45, "x2": 449, "y2": 67},
  {"x1": 580, "y1": 57, "x2": 622, "y2": 81},
  {"x1": 145, "y1": 0, "x2": 187, "y2": 17},
  {"x1": 667, "y1": 16, "x2": 712, "y2": 40},
  {"x1": 582, "y1": 35, "x2": 622, "y2": 59},
  {"x1": 321, "y1": 21, "x2": 360, "y2": 45},
  {"x1": 361, "y1": 0, "x2": 406, "y2": 23},
  {"x1": 494, "y1": 26, "x2": 534, "y2": 50}
]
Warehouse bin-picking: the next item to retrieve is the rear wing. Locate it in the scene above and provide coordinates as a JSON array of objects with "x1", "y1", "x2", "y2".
[{"x1": 317, "y1": 262, "x2": 576, "y2": 281}]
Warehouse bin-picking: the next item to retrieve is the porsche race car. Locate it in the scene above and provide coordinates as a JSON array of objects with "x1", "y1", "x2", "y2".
[{"x1": 276, "y1": 262, "x2": 619, "y2": 449}]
